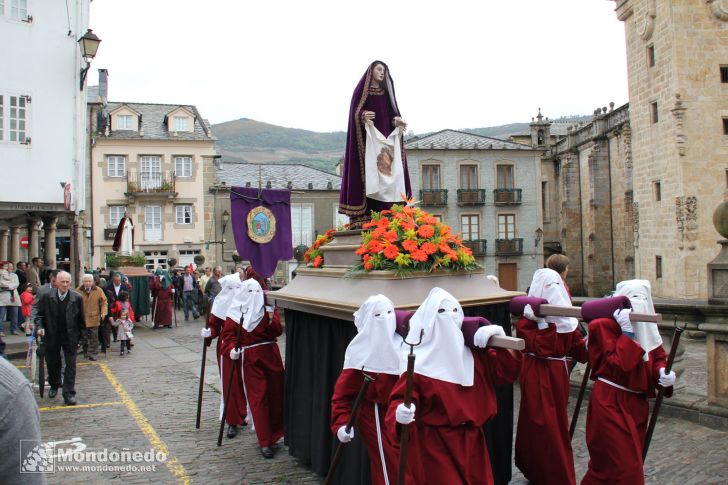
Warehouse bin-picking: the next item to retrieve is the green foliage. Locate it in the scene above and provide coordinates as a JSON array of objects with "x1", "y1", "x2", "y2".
[{"x1": 106, "y1": 253, "x2": 147, "y2": 268}]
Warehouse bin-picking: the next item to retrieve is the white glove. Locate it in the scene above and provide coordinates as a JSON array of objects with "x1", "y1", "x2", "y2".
[
  {"x1": 229, "y1": 348, "x2": 242, "y2": 360},
  {"x1": 336, "y1": 425, "x2": 355, "y2": 443},
  {"x1": 613, "y1": 309, "x2": 634, "y2": 334},
  {"x1": 659, "y1": 368, "x2": 676, "y2": 387},
  {"x1": 201, "y1": 328, "x2": 211, "y2": 338},
  {"x1": 265, "y1": 305, "x2": 274, "y2": 314},
  {"x1": 523, "y1": 304, "x2": 538, "y2": 322},
  {"x1": 395, "y1": 403, "x2": 416, "y2": 425},
  {"x1": 171, "y1": 288, "x2": 176, "y2": 294},
  {"x1": 473, "y1": 325, "x2": 506, "y2": 348}
]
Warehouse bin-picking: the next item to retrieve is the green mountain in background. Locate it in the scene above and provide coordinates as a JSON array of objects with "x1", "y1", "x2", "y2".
[{"x1": 212, "y1": 115, "x2": 590, "y2": 174}]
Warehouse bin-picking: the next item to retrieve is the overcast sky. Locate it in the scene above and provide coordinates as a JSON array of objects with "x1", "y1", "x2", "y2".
[{"x1": 88, "y1": 0, "x2": 628, "y2": 134}]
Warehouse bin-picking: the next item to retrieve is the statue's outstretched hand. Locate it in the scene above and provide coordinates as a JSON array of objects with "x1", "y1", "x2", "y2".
[
  {"x1": 362, "y1": 111, "x2": 375, "y2": 122},
  {"x1": 393, "y1": 116, "x2": 407, "y2": 129}
]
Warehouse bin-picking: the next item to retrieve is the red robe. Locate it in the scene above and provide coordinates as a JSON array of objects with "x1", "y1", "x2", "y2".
[
  {"x1": 211, "y1": 314, "x2": 247, "y2": 426},
  {"x1": 514, "y1": 318, "x2": 587, "y2": 485},
  {"x1": 581, "y1": 318, "x2": 670, "y2": 485},
  {"x1": 386, "y1": 348, "x2": 522, "y2": 485},
  {"x1": 331, "y1": 369, "x2": 400, "y2": 485},
  {"x1": 150, "y1": 279, "x2": 174, "y2": 328},
  {"x1": 220, "y1": 310, "x2": 284, "y2": 447}
]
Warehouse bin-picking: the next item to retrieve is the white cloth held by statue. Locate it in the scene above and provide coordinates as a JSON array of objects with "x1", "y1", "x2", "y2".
[{"x1": 364, "y1": 120, "x2": 405, "y2": 202}]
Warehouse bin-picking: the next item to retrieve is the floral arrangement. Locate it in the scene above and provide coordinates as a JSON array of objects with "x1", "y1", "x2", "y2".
[
  {"x1": 303, "y1": 228, "x2": 336, "y2": 268},
  {"x1": 354, "y1": 204, "x2": 478, "y2": 273}
]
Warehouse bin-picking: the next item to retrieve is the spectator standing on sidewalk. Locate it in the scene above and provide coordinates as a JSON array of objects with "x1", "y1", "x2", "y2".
[
  {"x1": 112, "y1": 309, "x2": 134, "y2": 356},
  {"x1": 199, "y1": 267, "x2": 211, "y2": 314},
  {"x1": 0, "y1": 261, "x2": 21, "y2": 336},
  {"x1": 15, "y1": 262, "x2": 28, "y2": 290},
  {"x1": 76, "y1": 274, "x2": 107, "y2": 361},
  {"x1": 181, "y1": 266, "x2": 199, "y2": 321},
  {"x1": 33, "y1": 271, "x2": 85, "y2": 406},
  {"x1": 205, "y1": 266, "x2": 223, "y2": 306},
  {"x1": 104, "y1": 271, "x2": 132, "y2": 347},
  {"x1": 26, "y1": 257, "x2": 42, "y2": 291}
]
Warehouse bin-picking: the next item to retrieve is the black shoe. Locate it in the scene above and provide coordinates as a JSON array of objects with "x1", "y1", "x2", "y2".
[
  {"x1": 193, "y1": 314, "x2": 200, "y2": 320},
  {"x1": 226, "y1": 425, "x2": 238, "y2": 438},
  {"x1": 48, "y1": 388, "x2": 58, "y2": 398},
  {"x1": 260, "y1": 447, "x2": 274, "y2": 459},
  {"x1": 88, "y1": 356, "x2": 97, "y2": 361},
  {"x1": 64, "y1": 395, "x2": 77, "y2": 406}
]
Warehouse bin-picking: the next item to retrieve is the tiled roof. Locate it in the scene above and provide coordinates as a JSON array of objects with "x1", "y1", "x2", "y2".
[
  {"x1": 97, "y1": 102, "x2": 214, "y2": 141},
  {"x1": 405, "y1": 129, "x2": 534, "y2": 151},
  {"x1": 216, "y1": 162, "x2": 341, "y2": 191}
]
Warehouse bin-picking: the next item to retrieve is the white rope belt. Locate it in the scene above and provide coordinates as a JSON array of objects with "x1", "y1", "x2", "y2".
[
  {"x1": 242, "y1": 340, "x2": 275, "y2": 351},
  {"x1": 597, "y1": 377, "x2": 643, "y2": 395},
  {"x1": 239, "y1": 340, "x2": 276, "y2": 431},
  {"x1": 525, "y1": 352, "x2": 570, "y2": 374}
]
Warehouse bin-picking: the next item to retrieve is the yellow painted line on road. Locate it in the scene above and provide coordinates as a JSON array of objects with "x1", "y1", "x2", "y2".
[
  {"x1": 99, "y1": 362, "x2": 190, "y2": 485},
  {"x1": 39, "y1": 401, "x2": 124, "y2": 412}
]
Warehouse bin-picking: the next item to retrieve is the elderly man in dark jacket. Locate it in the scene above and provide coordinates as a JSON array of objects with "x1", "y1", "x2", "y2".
[{"x1": 33, "y1": 271, "x2": 85, "y2": 406}]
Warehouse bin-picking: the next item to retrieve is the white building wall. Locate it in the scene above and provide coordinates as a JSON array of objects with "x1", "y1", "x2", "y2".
[
  {"x1": 0, "y1": 0, "x2": 90, "y2": 209},
  {"x1": 407, "y1": 148, "x2": 543, "y2": 292}
]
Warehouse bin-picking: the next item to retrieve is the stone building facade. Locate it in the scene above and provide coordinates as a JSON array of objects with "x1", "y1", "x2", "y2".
[
  {"x1": 405, "y1": 130, "x2": 543, "y2": 292},
  {"x1": 611, "y1": 0, "x2": 728, "y2": 300}
]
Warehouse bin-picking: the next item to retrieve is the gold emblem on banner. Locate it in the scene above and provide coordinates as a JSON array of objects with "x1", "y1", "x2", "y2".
[{"x1": 247, "y1": 206, "x2": 276, "y2": 244}]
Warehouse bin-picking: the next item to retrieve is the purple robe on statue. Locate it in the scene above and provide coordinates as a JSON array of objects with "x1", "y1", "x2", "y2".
[{"x1": 339, "y1": 61, "x2": 412, "y2": 223}]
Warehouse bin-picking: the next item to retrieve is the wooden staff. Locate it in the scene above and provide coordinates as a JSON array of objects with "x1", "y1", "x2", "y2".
[
  {"x1": 217, "y1": 311, "x2": 244, "y2": 446},
  {"x1": 195, "y1": 305, "x2": 212, "y2": 429},
  {"x1": 643, "y1": 323, "x2": 685, "y2": 460},
  {"x1": 323, "y1": 371, "x2": 374, "y2": 485},
  {"x1": 569, "y1": 362, "x2": 591, "y2": 439},
  {"x1": 398, "y1": 329, "x2": 424, "y2": 485}
]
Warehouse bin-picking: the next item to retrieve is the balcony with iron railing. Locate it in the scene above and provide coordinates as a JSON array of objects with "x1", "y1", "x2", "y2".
[
  {"x1": 419, "y1": 189, "x2": 448, "y2": 206},
  {"x1": 462, "y1": 239, "x2": 487, "y2": 256},
  {"x1": 495, "y1": 238, "x2": 523, "y2": 256},
  {"x1": 457, "y1": 189, "x2": 486, "y2": 206},
  {"x1": 493, "y1": 188, "x2": 522, "y2": 205},
  {"x1": 126, "y1": 171, "x2": 177, "y2": 198}
]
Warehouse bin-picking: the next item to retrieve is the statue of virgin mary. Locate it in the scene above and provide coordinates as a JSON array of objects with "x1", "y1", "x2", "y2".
[
  {"x1": 112, "y1": 211, "x2": 135, "y2": 256},
  {"x1": 338, "y1": 61, "x2": 412, "y2": 225}
]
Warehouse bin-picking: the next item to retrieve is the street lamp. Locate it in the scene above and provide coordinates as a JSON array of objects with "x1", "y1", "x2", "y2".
[
  {"x1": 78, "y1": 29, "x2": 101, "y2": 90},
  {"x1": 534, "y1": 227, "x2": 543, "y2": 247},
  {"x1": 221, "y1": 210, "x2": 230, "y2": 235}
]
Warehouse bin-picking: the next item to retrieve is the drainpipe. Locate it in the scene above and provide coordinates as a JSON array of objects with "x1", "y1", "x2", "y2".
[{"x1": 606, "y1": 138, "x2": 616, "y2": 290}]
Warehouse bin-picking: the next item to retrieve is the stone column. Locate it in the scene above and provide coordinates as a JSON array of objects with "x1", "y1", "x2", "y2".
[
  {"x1": 28, "y1": 219, "x2": 40, "y2": 260},
  {"x1": 0, "y1": 228, "x2": 8, "y2": 261},
  {"x1": 43, "y1": 216, "x2": 58, "y2": 269},
  {"x1": 9, "y1": 226, "x2": 20, "y2": 265}
]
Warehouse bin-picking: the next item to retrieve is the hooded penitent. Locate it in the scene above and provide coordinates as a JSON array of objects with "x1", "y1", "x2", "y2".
[
  {"x1": 527, "y1": 268, "x2": 578, "y2": 333},
  {"x1": 227, "y1": 278, "x2": 265, "y2": 332},
  {"x1": 613, "y1": 279, "x2": 663, "y2": 360},
  {"x1": 343, "y1": 294, "x2": 402, "y2": 374},
  {"x1": 154, "y1": 268, "x2": 173, "y2": 289},
  {"x1": 211, "y1": 274, "x2": 244, "y2": 320},
  {"x1": 404, "y1": 287, "x2": 474, "y2": 386}
]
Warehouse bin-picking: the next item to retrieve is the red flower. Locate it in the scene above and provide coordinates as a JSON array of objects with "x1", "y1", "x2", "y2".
[
  {"x1": 417, "y1": 225, "x2": 435, "y2": 238},
  {"x1": 362, "y1": 221, "x2": 377, "y2": 229},
  {"x1": 383, "y1": 245, "x2": 400, "y2": 260},
  {"x1": 370, "y1": 227, "x2": 386, "y2": 240},
  {"x1": 383, "y1": 230, "x2": 398, "y2": 243},
  {"x1": 410, "y1": 249, "x2": 428, "y2": 262},
  {"x1": 421, "y1": 242, "x2": 437, "y2": 255},
  {"x1": 401, "y1": 221, "x2": 416, "y2": 231},
  {"x1": 439, "y1": 242, "x2": 451, "y2": 254},
  {"x1": 402, "y1": 239, "x2": 419, "y2": 253},
  {"x1": 377, "y1": 217, "x2": 391, "y2": 229},
  {"x1": 313, "y1": 255, "x2": 323, "y2": 268},
  {"x1": 364, "y1": 261, "x2": 374, "y2": 270},
  {"x1": 380, "y1": 209, "x2": 392, "y2": 216},
  {"x1": 368, "y1": 240, "x2": 384, "y2": 253},
  {"x1": 355, "y1": 246, "x2": 368, "y2": 255},
  {"x1": 363, "y1": 254, "x2": 371, "y2": 263}
]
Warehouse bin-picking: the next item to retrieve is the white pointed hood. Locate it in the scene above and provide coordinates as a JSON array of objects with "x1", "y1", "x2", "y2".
[
  {"x1": 210, "y1": 274, "x2": 244, "y2": 320},
  {"x1": 614, "y1": 279, "x2": 663, "y2": 360},
  {"x1": 226, "y1": 278, "x2": 265, "y2": 332},
  {"x1": 343, "y1": 295, "x2": 402, "y2": 374},
  {"x1": 528, "y1": 268, "x2": 578, "y2": 333},
  {"x1": 403, "y1": 287, "x2": 474, "y2": 386}
]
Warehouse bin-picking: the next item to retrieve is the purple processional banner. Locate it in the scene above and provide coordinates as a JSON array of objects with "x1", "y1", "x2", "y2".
[{"x1": 230, "y1": 186, "x2": 293, "y2": 278}]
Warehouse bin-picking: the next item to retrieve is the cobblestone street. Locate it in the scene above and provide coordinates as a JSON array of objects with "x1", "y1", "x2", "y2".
[{"x1": 9, "y1": 310, "x2": 728, "y2": 484}]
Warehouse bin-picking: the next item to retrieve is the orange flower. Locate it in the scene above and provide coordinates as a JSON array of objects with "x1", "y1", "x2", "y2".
[
  {"x1": 368, "y1": 240, "x2": 384, "y2": 253},
  {"x1": 364, "y1": 260, "x2": 374, "y2": 270},
  {"x1": 371, "y1": 227, "x2": 386, "y2": 240},
  {"x1": 383, "y1": 245, "x2": 400, "y2": 260},
  {"x1": 377, "y1": 217, "x2": 391, "y2": 229},
  {"x1": 439, "y1": 242, "x2": 451, "y2": 254},
  {"x1": 363, "y1": 254, "x2": 371, "y2": 263},
  {"x1": 440, "y1": 225, "x2": 451, "y2": 236},
  {"x1": 401, "y1": 221, "x2": 416, "y2": 231},
  {"x1": 313, "y1": 255, "x2": 323, "y2": 268},
  {"x1": 362, "y1": 221, "x2": 377, "y2": 229},
  {"x1": 402, "y1": 239, "x2": 419, "y2": 253},
  {"x1": 417, "y1": 225, "x2": 435, "y2": 238},
  {"x1": 355, "y1": 246, "x2": 368, "y2": 255},
  {"x1": 421, "y1": 242, "x2": 437, "y2": 255},
  {"x1": 380, "y1": 209, "x2": 392, "y2": 216},
  {"x1": 410, "y1": 249, "x2": 428, "y2": 262},
  {"x1": 383, "y1": 230, "x2": 398, "y2": 243}
]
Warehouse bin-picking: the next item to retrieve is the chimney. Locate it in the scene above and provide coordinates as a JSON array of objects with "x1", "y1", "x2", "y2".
[{"x1": 98, "y1": 69, "x2": 109, "y2": 102}]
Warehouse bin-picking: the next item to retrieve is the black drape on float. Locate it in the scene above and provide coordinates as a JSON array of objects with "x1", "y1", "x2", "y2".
[{"x1": 283, "y1": 303, "x2": 514, "y2": 485}]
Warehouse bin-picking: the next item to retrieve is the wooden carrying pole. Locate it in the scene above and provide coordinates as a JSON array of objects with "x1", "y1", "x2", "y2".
[
  {"x1": 397, "y1": 330, "x2": 424, "y2": 485},
  {"x1": 323, "y1": 373, "x2": 374, "y2": 485},
  {"x1": 195, "y1": 307, "x2": 211, "y2": 429}
]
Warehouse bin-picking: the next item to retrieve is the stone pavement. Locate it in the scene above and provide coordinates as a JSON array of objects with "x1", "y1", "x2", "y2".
[{"x1": 6, "y1": 310, "x2": 728, "y2": 484}]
